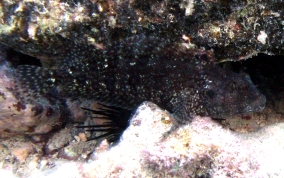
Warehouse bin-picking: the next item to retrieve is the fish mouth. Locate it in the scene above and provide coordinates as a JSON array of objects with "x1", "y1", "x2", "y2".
[{"x1": 244, "y1": 94, "x2": 266, "y2": 113}]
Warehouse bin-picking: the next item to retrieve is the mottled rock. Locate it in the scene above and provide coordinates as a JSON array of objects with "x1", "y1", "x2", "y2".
[
  {"x1": 11, "y1": 143, "x2": 35, "y2": 163},
  {"x1": 0, "y1": 0, "x2": 283, "y2": 177},
  {"x1": 0, "y1": 0, "x2": 283, "y2": 61},
  {"x1": 0, "y1": 45, "x2": 67, "y2": 137},
  {"x1": 45, "y1": 128, "x2": 74, "y2": 155},
  {"x1": 11, "y1": 102, "x2": 284, "y2": 177},
  {"x1": 188, "y1": 1, "x2": 284, "y2": 60}
]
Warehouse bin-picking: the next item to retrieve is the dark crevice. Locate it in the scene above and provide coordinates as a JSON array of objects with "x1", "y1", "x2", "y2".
[
  {"x1": 5, "y1": 47, "x2": 42, "y2": 67},
  {"x1": 227, "y1": 54, "x2": 284, "y2": 100}
]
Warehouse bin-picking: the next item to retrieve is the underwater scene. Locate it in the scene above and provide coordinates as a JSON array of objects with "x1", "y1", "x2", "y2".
[{"x1": 0, "y1": 0, "x2": 283, "y2": 177}]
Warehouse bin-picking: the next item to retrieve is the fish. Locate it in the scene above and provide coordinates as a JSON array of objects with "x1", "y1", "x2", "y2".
[{"x1": 15, "y1": 34, "x2": 266, "y2": 141}]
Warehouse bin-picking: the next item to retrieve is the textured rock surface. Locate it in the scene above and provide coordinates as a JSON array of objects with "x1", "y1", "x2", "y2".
[
  {"x1": 0, "y1": 0, "x2": 283, "y2": 177},
  {"x1": 1, "y1": 102, "x2": 284, "y2": 177},
  {"x1": 0, "y1": 44, "x2": 67, "y2": 137},
  {"x1": 0, "y1": 0, "x2": 283, "y2": 61}
]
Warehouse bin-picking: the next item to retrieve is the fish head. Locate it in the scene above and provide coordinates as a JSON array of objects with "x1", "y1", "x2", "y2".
[{"x1": 202, "y1": 69, "x2": 266, "y2": 118}]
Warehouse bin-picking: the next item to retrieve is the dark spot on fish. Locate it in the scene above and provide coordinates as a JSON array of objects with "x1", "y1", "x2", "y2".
[
  {"x1": 0, "y1": 91, "x2": 6, "y2": 100},
  {"x1": 31, "y1": 104, "x2": 44, "y2": 116},
  {"x1": 12, "y1": 102, "x2": 26, "y2": 112},
  {"x1": 27, "y1": 126, "x2": 36, "y2": 132}
]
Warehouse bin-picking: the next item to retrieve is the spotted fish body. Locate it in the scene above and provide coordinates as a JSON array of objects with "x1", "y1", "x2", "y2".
[{"x1": 16, "y1": 34, "x2": 266, "y2": 121}]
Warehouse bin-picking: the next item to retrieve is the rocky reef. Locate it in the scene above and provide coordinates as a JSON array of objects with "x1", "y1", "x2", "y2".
[
  {"x1": 0, "y1": 44, "x2": 67, "y2": 137},
  {"x1": 0, "y1": 0, "x2": 283, "y2": 177},
  {"x1": 0, "y1": 0, "x2": 283, "y2": 61},
  {"x1": 1, "y1": 102, "x2": 283, "y2": 177}
]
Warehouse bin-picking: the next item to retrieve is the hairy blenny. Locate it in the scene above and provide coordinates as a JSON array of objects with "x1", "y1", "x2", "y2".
[{"x1": 15, "y1": 34, "x2": 266, "y2": 141}]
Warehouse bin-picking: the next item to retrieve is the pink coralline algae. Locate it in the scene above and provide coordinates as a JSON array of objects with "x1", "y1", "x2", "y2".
[{"x1": 16, "y1": 102, "x2": 284, "y2": 177}]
